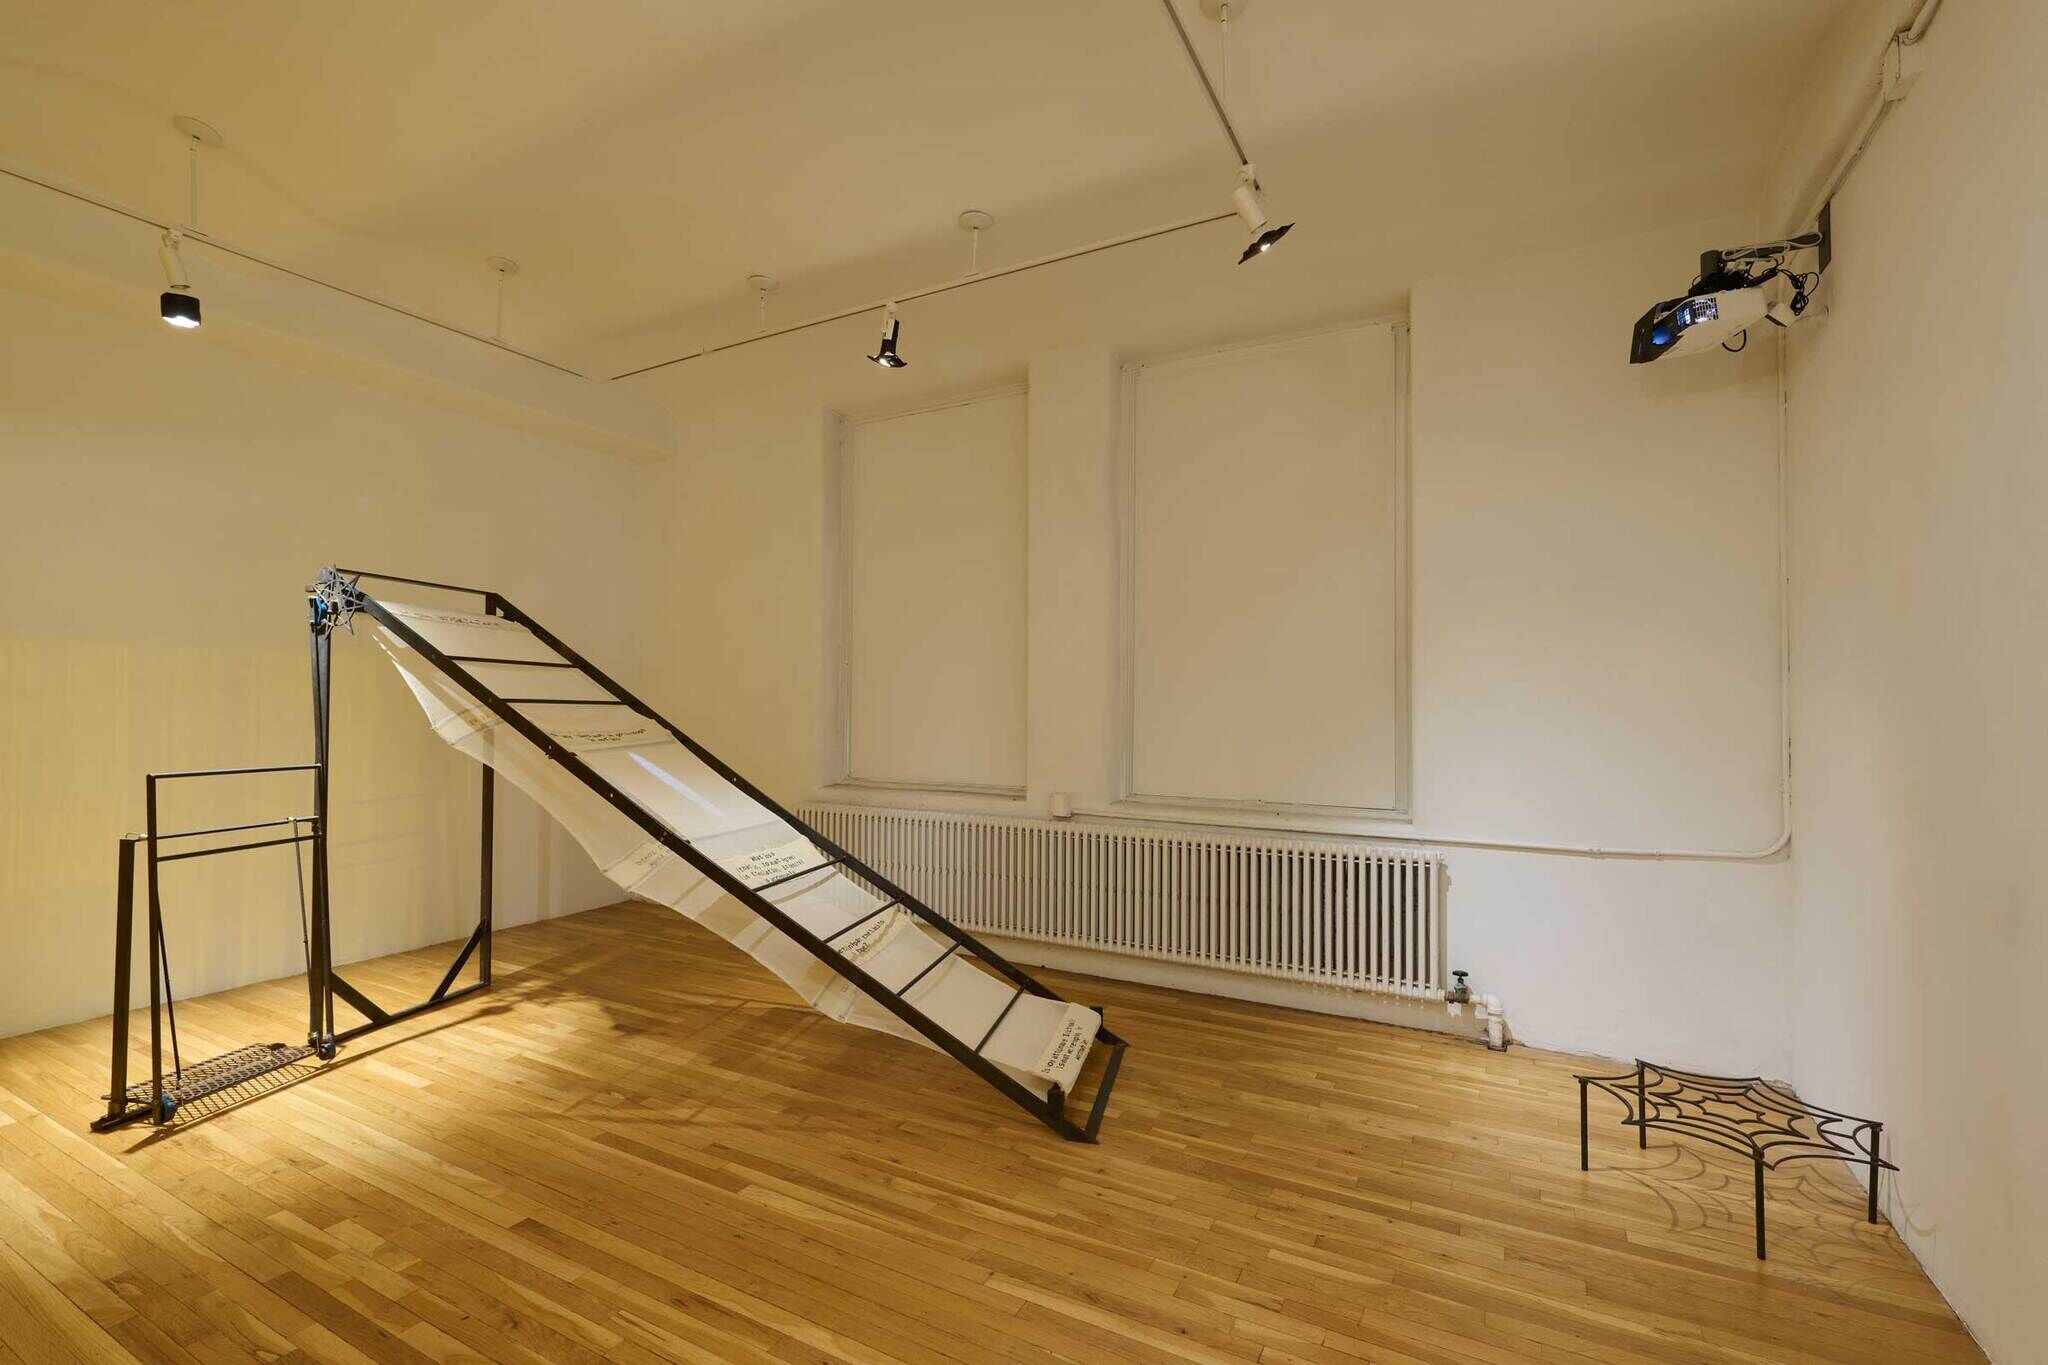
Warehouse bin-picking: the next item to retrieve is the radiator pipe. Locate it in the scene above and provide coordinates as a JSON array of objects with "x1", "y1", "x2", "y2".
[
  {"x1": 1447, "y1": 971, "x2": 1508, "y2": 1049},
  {"x1": 1477, "y1": 994, "x2": 1507, "y2": 1051}
]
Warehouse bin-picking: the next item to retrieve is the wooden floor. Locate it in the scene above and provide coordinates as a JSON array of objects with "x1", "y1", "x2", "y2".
[{"x1": 0, "y1": 904, "x2": 1980, "y2": 1365}]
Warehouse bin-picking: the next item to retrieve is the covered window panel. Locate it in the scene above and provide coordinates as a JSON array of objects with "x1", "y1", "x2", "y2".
[
  {"x1": 843, "y1": 391, "x2": 1028, "y2": 792},
  {"x1": 1127, "y1": 324, "x2": 1406, "y2": 812}
]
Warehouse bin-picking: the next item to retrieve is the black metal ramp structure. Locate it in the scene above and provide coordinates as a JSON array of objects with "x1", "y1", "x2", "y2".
[
  {"x1": 95, "y1": 567, "x2": 1127, "y2": 1139},
  {"x1": 327, "y1": 566, "x2": 1126, "y2": 1142}
]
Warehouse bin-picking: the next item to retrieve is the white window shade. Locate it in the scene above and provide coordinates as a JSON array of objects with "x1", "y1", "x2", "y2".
[
  {"x1": 1126, "y1": 324, "x2": 1407, "y2": 813},
  {"x1": 842, "y1": 392, "x2": 1028, "y2": 793}
]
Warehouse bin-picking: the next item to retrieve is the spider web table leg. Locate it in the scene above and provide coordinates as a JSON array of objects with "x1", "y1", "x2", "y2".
[
  {"x1": 1636, "y1": 1060, "x2": 1648, "y2": 1149},
  {"x1": 1754, "y1": 1154, "x2": 1767, "y2": 1260},
  {"x1": 1868, "y1": 1122, "x2": 1883, "y2": 1224},
  {"x1": 1579, "y1": 1077, "x2": 1589, "y2": 1171}
]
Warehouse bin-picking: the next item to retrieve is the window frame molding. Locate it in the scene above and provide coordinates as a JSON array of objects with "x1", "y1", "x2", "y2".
[
  {"x1": 824, "y1": 382, "x2": 1031, "y2": 802},
  {"x1": 1112, "y1": 316, "x2": 1414, "y2": 824}
]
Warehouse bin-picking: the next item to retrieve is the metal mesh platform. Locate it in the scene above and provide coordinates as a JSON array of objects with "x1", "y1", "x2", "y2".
[{"x1": 113, "y1": 1041, "x2": 320, "y2": 1112}]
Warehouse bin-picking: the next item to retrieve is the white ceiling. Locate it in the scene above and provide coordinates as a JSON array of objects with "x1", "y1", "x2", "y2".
[{"x1": 0, "y1": 0, "x2": 1852, "y2": 417}]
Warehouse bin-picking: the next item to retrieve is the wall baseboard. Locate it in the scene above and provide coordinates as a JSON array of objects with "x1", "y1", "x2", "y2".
[{"x1": 978, "y1": 932, "x2": 1491, "y2": 1043}]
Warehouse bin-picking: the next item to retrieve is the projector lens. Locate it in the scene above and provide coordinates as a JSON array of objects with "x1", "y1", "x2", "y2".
[{"x1": 1651, "y1": 326, "x2": 1672, "y2": 347}]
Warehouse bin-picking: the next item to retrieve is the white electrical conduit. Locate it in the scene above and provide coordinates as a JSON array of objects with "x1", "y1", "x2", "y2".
[{"x1": 1786, "y1": 0, "x2": 1947, "y2": 235}]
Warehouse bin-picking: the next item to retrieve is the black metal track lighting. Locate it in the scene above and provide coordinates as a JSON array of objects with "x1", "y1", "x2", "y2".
[
  {"x1": 868, "y1": 305, "x2": 907, "y2": 368},
  {"x1": 1231, "y1": 165, "x2": 1292, "y2": 264},
  {"x1": 159, "y1": 289, "x2": 202, "y2": 328},
  {"x1": 1239, "y1": 223, "x2": 1292, "y2": 263},
  {"x1": 158, "y1": 230, "x2": 201, "y2": 329}
]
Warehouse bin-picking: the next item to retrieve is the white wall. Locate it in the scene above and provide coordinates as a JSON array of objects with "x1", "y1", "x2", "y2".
[
  {"x1": 1126, "y1": 324, "x2": 1406, "y2": 814},
  {"x1": 641, "y1": 212, "x2": 1794, "y2": 1076},
  {"x1": 1785, "y1": 1, "x2": 2047, "y2": 1358},
  {"x1": 643, "y1": 402, "x2": 841, "y2": 801},
  {"x1": 1405, "y1": 215, "x2": 1790, "y2": 1071},
  {"x1": 1410, "y1": 220, "x2": 1786, "y2": 855},
  {"x1": 840, "y1": 391, "x2": 1028, "y2": 792},
  {"x1": 0, "y1": 249, "x2": 652, "y2": 1039}
]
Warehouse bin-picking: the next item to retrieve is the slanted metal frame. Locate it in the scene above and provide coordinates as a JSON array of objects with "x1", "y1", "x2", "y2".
[{"x1": 328, "y1": 566, "x2": 1128, "y2": 1141}]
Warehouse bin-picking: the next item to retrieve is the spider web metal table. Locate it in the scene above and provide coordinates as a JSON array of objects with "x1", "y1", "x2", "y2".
[{"x1": 1576, "y1": 1059, "x2": 1895, "y2": 1259}]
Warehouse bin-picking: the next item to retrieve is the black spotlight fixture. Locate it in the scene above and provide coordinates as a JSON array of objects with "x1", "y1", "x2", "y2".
[
  {"x1": 1239, "y1": 222, "x2": 1292, "y2": 264},
  {"x1": 868, "y1": 304, "x2": 907, "y2": 368},
  {"x1": 1231, "y1": 165, "x2": 1292, "y2": 264},
  {"x1": 158, "y1": 230, "x2": 201, "y2": 329},
  {"x1": 160, "y1": 289, "x2": 202, "y2": 328}
]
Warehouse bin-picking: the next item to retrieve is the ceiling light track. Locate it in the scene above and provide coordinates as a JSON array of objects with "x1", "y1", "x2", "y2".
[
  {"x1": 0, "y1": 156, "x2": 585, "y2": 379},
  {"x1": 1161, "y1": 0, "x2": 1249, "y2": 165},
  {"x1": 1158, "y1": 0, "x2": 1293, "y2": 264},
  {"x1": 609, "y1": 208, "x2": 1233, "y2": 382}
]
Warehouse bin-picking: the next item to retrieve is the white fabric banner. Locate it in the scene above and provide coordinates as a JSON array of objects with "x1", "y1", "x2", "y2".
[{"x1": 371, "y1": 601, "x2": 1099, "y2": 1099}]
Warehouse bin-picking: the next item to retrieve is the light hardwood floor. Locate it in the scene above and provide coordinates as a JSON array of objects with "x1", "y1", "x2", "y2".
[{"x1": 0, "y1": 902, "x2": 1981, "y2": 1364}]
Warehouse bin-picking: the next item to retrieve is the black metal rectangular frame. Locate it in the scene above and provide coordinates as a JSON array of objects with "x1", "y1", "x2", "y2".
[{"x1": 90, "y1": 596, "x2": 496, "y2": 1132}]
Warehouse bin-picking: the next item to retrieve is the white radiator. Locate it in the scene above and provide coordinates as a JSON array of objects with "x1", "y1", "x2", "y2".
[{"x1": 797, "y1": 804, "x2": 1445, "y2": 998}]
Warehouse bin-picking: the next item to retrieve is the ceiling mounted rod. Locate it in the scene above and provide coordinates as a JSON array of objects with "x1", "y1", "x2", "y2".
[
  {"x1": 607, "y1": 209, "x2": 1235, "y2": 382},
  {"x1": 1158, "y1": 0, "x2": 1249, "y2": 166},
  {"x1": 0, "y1": 159, "x2": 585, "y2": 379}
]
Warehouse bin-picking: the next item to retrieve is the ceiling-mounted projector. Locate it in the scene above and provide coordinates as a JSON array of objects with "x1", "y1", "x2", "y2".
[{"x1": 1630, "y1": 205, "x2": 1831, "y2": 364}]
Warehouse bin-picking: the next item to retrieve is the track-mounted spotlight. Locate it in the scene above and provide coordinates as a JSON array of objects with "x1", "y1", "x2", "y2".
[
  {"x1": 868, "y1": 304, "x2": 907, "y2": 368},
  {"x1": 157, "y1": 117, "x2": 221, "y2": 328},
  {"x1": 1231, "y1": 164, "x2": 1292, "y2": 263},
  {"x1": 159, "y1": 291, "x2": 201, "y2": 328},
  {"x1": 158, "y1": 230, "x2": 201, "y2": 329}
]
